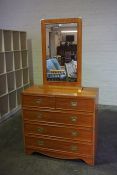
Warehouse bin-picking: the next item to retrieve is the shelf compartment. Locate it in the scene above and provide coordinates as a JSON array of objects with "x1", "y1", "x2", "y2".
[
  {"x1": 0, "y1": 74, "x2": 7, "y2": 96},
  {"x1": 15, "y1": 70, "x2": 23, "y2": 88},
  {"x1": 0, "y1": 53, "x2": 5, "y2": 74},
  {"x1": 20, "y1": 32, "x2": 27, "y2": 50},
  {"x1": 21, "y1": 50, "x2": 28, "y2": 68},
  {"x1": 14, "y1": 51, "x2": 21, "y2": 70},
  {"x1": 23, "y1": 68, "x2": 29, "y2": 85},
  {"x1": 9, "y1": 91, "x2": 16, "y2": 111},
  {"x1": 17, "y1": 87, "x2": 23, "y2": 106},
  {"x1": 13, "y1": 31, "x2": 20, "y2": 50},
  {"x1": 5, "y1": 52, "x2": 14, "y2": 72},
  {"x1": 3, "y1": 30, "x2": 12, "y2": 51},
  {"x1": 0, "y1": 95, "x2": 9, "y2": 117},
  {"x1": 7, "y1": 72, "x2": 15, "y2": 92},
  {"x1": 0, "y1": 30, "x2": 3, "y2": 52}
]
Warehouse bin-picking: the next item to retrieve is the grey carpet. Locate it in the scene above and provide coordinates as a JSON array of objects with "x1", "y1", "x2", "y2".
[{"x1": 0, "y1": 109, "x2": 117, "y2": 175}]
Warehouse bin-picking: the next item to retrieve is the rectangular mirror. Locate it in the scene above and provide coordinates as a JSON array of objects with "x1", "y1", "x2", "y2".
[{"x1": 41, "y1": 18, "x2": 82, "y2": 86}]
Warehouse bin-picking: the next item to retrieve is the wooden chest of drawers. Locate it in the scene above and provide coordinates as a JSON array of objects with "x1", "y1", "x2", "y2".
[{"x1": 22, "y1": 85, "x2": 99, "y2": 165}]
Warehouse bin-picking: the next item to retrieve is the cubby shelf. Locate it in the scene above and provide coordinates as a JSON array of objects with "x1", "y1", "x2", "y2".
[
  {"x1": 14, "y1": 51, "x2": 21, "y2": 70},
  {"x1": 0, "y1": 29, "x2": 30, "y2": 122},
  {"x1": 0, "y1": 53, "x2": 5, "y2": 74}
]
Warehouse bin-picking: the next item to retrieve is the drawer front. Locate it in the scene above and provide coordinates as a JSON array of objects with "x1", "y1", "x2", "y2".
[
  {"x1": 22, "y1": 95, "x2": 55, "y2": 108},
  {"x1": 25, "y1": 136, "x2": 93, "y2": 155},
  {"x1": 56, "y1": 97, "x2": 95, "y2": 112},
  {"x1": 23, "y1": 110, "x2": 93, "y2": 127},
  {"x1": 24, "y1": 123, "x2": 93, "y2": 142}
]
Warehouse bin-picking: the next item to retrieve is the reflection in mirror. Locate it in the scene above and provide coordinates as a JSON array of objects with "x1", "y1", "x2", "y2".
[{"x1": 46, "y1": 23, "x2": 77, "y2": 82}]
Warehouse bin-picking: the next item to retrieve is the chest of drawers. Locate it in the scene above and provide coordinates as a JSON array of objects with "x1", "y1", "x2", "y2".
[{"x1": 22, "y1": 85, "x2": 99, "y2": 165}]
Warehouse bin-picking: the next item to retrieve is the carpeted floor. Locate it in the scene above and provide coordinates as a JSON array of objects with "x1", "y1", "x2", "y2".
[{"x1": 0, "y1": 109, "x2": 117, "y2": 175}]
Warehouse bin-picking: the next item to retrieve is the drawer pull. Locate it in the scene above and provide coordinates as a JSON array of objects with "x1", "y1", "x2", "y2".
[
  {"x1": 71, "y1": 145, "x2": 78, "y2": 151},
  {"x1": 72, "y1": 131, "x2": 78, "y2": 137},
  {"x1": 71, "y1": 101, "x2": 77, "y2": 107},
  {"x1": 37, "y1": 114, "x2": 42, "y2": 119},
  {"x1": 37, "y1": 127, "x2": 44, "y2": 133},
  {"x1": 37, "y1": 140, "x2": 44, "y2": 146},
  {"x1": 70, "y1": 116, "x2": 78, "y2": 122},
  {"x1": 36, "y1": 99, "x2": 42, "y2": 104}
]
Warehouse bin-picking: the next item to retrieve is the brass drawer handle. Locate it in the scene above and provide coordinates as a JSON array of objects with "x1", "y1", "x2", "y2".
[
  {"x1": 70, "y1": 116, "x2": 78, "y2": 122},
  {"x1": 37, "y1": 113, "x2": 42, "y2": 119},
  {"x1": 37, "y1": 127, "x2": 44, "y2": 133},
  {"x1": 72, "y1": 131, "x2": 79, "y2": 137},
  {"x1": 71, "y1": 101, "x2": 77, "y2": 107},
  {"x1": 37, "y1": 140, "x2": 44, "y2": 146},
  {"x1": 70, "y1": 145, "x2": 78, "y2": 151},
  {"x1": 35, "y1": 99, "x2": 42, "y2": 104}
]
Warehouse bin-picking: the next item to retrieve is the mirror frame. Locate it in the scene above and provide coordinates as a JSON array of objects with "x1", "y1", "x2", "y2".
[{"x1": 41, "y1": 18, "x2": 82, "y2": 86}]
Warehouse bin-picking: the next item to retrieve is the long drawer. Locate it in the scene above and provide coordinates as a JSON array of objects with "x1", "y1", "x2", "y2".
[
  {"x1": 24, "y1": 122, "x2": 93, "y2": 142},
  {"x1": 22, "y1": 95, "x2": 55, "y2": 108},
  {"x1": 23, "y1": 109, "x2": 94, "y2": 127},
  {"x1": 25, "y1": 135, "x2": 93, "y2": 155},
  {"x1": 56, "y1": 97, "x2": 95, "y2": 112}
]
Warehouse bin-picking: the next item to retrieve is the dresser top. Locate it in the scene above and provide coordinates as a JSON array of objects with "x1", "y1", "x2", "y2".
[{"x1": 22, "y1": 85, "x2": 99, "y2": 99}]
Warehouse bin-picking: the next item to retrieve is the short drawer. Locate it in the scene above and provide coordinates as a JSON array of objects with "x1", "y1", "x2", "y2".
[
  {"x1": 23, "y1": 109, "x2": 94, "y2": 127},
  {"x1": 24, "y1": 123, "x2": 93, "y2": 142},
  {"x1": 25, "y1": 136, "x2": 93, "y2": 155},
  {"x1": 22, "y1": 95, "x2": 55, "y2": 108},
  {"x1": 56, "y1": 97, "x2": 95, "y2": 112}
]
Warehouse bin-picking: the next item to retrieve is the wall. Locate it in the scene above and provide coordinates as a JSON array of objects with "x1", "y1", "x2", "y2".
[{"x1": 0, "y1": 0, "x2": 117, "y2": 105}]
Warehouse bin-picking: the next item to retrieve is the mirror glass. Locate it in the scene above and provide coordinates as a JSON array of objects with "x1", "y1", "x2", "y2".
[{"x1": 46, "y1": 23, "x2": 77, "y2": 82}]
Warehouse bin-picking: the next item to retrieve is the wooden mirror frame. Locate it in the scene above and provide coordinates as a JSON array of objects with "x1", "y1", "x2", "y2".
[{"x1": 41, "y1": 18, "x2": 82, "y2": 86}]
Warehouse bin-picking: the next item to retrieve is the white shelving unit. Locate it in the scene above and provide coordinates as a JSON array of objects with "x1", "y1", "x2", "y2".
[{"x1": 0, "y1": 29, "x2": 30, "y2": 122}]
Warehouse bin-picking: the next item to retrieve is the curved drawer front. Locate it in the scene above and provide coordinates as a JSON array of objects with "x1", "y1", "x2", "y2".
[
  {"x1": 22, "y1": 95, "x2": 55, "y2": 108},
  {"x1": 25, "y1": 136, "x2": 93, "y2": 155},
  {"x1": 23, "y1": 109, "x2": 93, "y2": 127},
  {"x1": 56, "y1": 97, "x2": 95, "y2": 112},
  {"x1": 24, "y1": 123, "x2": 93, "y2": 142}
]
